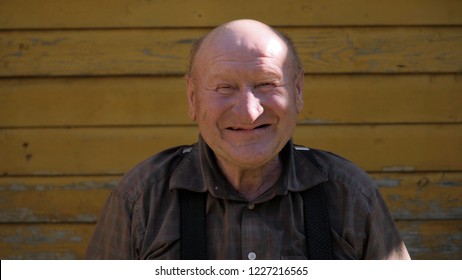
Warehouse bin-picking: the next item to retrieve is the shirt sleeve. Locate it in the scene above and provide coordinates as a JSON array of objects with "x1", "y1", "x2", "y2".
[
  {"x1": 363, "y1": 189, "x2": 411, "y2": 260},
  {"x1": 85, "y1": 188, "x2": 135, "y2": 259}
]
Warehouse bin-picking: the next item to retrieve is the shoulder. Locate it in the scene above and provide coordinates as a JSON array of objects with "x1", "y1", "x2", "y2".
[
  {"x1": 301, "y1": 147, "x2": 377, "y2": 198},
  {"x1": 114, "y1": 144, "x2": 194, "y2": 203}
]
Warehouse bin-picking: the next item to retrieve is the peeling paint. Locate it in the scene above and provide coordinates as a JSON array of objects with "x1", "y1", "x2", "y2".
[
  {"x1": 142, "y1": 48, "x2": 153, "y2": 56},
  {"x1": 0, "y1": 211, "x2": 99, "y2": 223},
  {"x1": 36, "y1": 184, "x2": 53, "y2": 191},
  {"x1": 438, "y1": 181, "x2": 462, "y2": 187},
  {"x1": 70, "y1": 235, "x2": 83, "y2": 242},
  {"x1": 1, "y1": 181, "x2": 116, "y2": 191},
  {"x1": 2, "y1": 227, "x2": 70, "y2": 245},
  {"x1": 10, "y1": 51, "x2": 23, "y2": 57},
  {"x1": 298, "y1": 118, "x2": 335, "y2": 124},
  {"x1": 3, "y1": 251, "x2": 77, "y2": 260},
  {"x1": 9, "y1": 184, "x2": 27, "y2": 192},
  {"x1": 382, "y1": 166, "x2": 416, "y2": 172},
  {"x1": 63, "y1": 181, "x2": 117, "y2": 190},
  {"x1": 390, "y1": 209, "x2": 415, "y2": 220},
  {"x1": 0, "y1": 208, "x2": 35, "y2": 222},
  {"x1": 28, "y1": 37, "x2": 67, "y2": 46},
  {"x1": 374, "y1": 178, "x2": 401, "y2": 187},
  {"x1": 176, "y1": 38, "x2": 197, "y2": 44},
  {"x1": 75, "y1": 214, "x2": 98, "y2": 222}
]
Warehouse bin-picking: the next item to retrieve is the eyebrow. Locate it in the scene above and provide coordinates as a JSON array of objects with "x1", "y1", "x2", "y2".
[{"x1": 206, "y1": 70, "x2": 283, "y2": 85}]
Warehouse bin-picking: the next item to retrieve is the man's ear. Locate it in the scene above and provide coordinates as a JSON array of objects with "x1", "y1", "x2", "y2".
[
  {"x1": 185, "y1": 75, "x2": 197, "y2": 121},
  {"x1": 295, "y1": 71, "x2": 304, "y2": 114}
]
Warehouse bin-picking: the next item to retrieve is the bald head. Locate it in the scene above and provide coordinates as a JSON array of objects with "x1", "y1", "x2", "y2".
[{"x1": 187, "y1": 19, "x2": 302, "y2": 78}]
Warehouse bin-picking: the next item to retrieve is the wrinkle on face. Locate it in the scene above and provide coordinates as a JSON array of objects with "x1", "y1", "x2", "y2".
[{"x1": 185, "y1": 19, "x2": 303, "y2": 179}]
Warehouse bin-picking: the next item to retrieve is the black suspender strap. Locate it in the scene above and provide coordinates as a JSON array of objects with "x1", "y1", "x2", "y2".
[
  {"x1": 301, "y1": 182, "x2": 334, "y2": 259},
  {"x1": 179, "y1": 146, "x2": 333, "y2": 260},
  {"x1": 179, "y1": 190, "x2": 207, "y2": 259},
  {"x1": 179, "y1": 184, "x2": 333, "y2": 260},
  {"x1": 297, "y1": 146, "x2": 334, "y2": 259}
]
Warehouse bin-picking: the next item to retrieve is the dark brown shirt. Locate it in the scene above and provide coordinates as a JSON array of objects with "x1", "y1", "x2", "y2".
[{"x1": 86, "y1": 137, "x2": 409, "y2": 259}]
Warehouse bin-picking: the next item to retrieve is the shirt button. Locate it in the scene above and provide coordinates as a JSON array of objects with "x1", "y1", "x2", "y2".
[
  {"x1": 248, "y1": 203, "x2": 255, "y2": 210},
  {"x1": 248, "y1": 252, "x2": 256, "y2": 260}
]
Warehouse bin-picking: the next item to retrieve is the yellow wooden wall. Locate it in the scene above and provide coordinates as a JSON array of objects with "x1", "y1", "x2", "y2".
[{"x1": 1, "y1": 0, "x2": 461, "y2": 259}]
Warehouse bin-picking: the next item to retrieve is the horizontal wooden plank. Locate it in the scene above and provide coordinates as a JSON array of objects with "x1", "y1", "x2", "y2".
[
  {"x1": 295, "y1": 125, "x2": 462, "y2": 172},
  {"x1": 0, "y1": 77, "x2": 190, "y2": 127},
  {"x1": 0, "y1": 176, "x2": 117, "y2": 223},
  {"x1": 0, "y1": 220, "x2": 460, "y2": 259},
  {"x1": 302, "y1": 74, "x2": 462, "y2": 124},
  {"x1": 1, "y1": 75, "x2": 461, "y2": 127},
  {"x1": 396, "y1": 220, "x2": 462, "y2": 260},
  {"x1": 0, "y1": 223, "x2": 94, "y2": 260},
  {"x1": 1, "y1": 27, "x2": 462, "y2": 76},
  {"x1": 1, "y1": 125, "x2": 461, "y2": 175},
  {"x1": 1, "y1": 0, "x2": 461, "y2": 29},
  {"x1": 0, "y1": 29, "x2": 204, "y2": 77},
  {"x1": 1, "y1": 173, "x2": 460, "y2": 223},
  {"x1": 371, "y1": 172, "x2": 462, "y2": 220}
]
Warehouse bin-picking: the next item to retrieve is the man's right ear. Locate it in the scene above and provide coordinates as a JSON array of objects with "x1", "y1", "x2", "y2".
[{"x1": 185, "y1": 75, "x2": 197, "y2": 121}]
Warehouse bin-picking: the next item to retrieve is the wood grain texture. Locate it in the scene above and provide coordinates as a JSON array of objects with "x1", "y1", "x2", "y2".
[
  {"x1": 0, "y1": 176, "x2": 117, "y2": 223},
  {"x1": 1, "y1": 125, "x2": 461, "y2": 175},
  {"x1": 397, "y1": 220, "x2": 462, "y2": 260},
  {"x1": 0, "y1": 220, "x2": 459, "y2": 259},
  {"x1": 1, "y1": 0, "x2": 461, "y2": 29},
  {"x1": 1, "y1": 75, "x2": 461, "y2": 127},
  {"x1": 1, "y1": 173, "x2": 460, "y2": 223},
  {"x1": 0, "y1": 0, "x2": 460, "y2": 262},
  {"x1": 2, "y1": 28, "x2": 461, "y2": 76},
  {"x1": 293, "y1": 124, "x2": 462, "y2": 172},
  {"x1": 371, "y1": 172, "x2": 462, "y2": 220},
  {"x1": 0, "y1": 223, "x2": 95, "y2": 260}
]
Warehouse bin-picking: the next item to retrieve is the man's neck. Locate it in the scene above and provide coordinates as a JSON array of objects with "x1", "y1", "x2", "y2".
[{"x1": 216, "y1": 155, "x2": 282, "y2": 201}]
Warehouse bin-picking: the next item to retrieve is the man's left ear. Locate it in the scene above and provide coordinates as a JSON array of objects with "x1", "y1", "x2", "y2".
[{"x1": 295, "y1": 71, "x2": 304, "y2": 114}]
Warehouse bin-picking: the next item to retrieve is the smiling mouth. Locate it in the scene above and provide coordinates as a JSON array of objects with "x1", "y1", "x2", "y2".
[{"x1": 227, "y1": 124, "x2": 271, "y2": 131}]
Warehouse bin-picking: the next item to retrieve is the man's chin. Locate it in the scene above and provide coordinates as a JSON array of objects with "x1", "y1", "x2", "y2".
[{"x1": 220, "y1": 145, "x2": 279, "y2": 167}]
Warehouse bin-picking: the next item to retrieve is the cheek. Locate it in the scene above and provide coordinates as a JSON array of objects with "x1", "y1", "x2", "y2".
[
  {"x1": 196, "y1": 94, "x2": 227, "y2": 125},
  {"x1": 267, "y1": 92, "x2": 296, "y2": 115}
]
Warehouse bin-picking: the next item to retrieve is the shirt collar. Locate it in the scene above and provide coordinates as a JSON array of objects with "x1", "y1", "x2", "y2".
[{"x1": 169, "y1": 135, "x2": 328, "y2": 200}]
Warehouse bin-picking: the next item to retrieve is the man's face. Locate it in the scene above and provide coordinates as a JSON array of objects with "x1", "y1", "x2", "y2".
[{"x1": 187, "y1": 26, "x2": 303, "y2": 169}]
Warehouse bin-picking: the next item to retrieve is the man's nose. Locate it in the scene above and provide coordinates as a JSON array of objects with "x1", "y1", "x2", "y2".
[{"x1": 233, "y1": 87, "x2": 264, "y2": 124}]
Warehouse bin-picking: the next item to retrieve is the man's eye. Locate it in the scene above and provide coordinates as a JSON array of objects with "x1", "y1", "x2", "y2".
[
  {"x1": 216, "y1": 85, "x2": 235, "y2": 94},
  {"x1": 256, "y1": 82, "x2": 276, "y2": 91}
]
